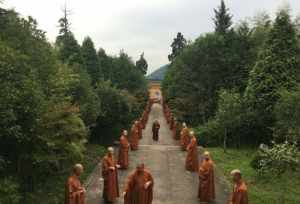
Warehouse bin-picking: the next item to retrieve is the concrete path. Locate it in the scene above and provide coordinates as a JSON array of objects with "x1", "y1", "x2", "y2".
[{"x1": 85, "y1": 103, "x2": 230, "y2": 204}]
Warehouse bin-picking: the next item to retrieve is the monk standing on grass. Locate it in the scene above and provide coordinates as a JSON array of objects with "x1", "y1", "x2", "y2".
[
  {"x1": 123, "y1": 163, "x2": 154, "y2": 204},
  {"x1": 152, "y1": 120, "x2": 160, "y2": 141},
  {"x1": 65, "y1": 163, "x2": 86, "y2": 204},
  {"x1": 227, "y1": 169, "x2": 248, "y2": 204},
  {"x1": 185, "y1": 131, "x2": 199, "y2": 172},
  {"x1": 118, "y1": 130, "x2": 130, "y2": 169},
  {"x1": 180, "y1": 123, "x2": 190, "y2": 150},
  {"x1": 130, "y1": 121, "x2": 139, "y2": 150},
  {"x1": 102, "y1": 147, "x2": 120, "y2": 203},
  {"x1": 198, "y1": 151, "x2": 215, "y2": 203}
]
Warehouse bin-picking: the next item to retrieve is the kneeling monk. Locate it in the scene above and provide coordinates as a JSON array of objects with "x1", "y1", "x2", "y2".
[
  {"x1": 185, "y1": 131, "x2": 199, "y2": 172},
  {"x1": 123, "y1": 163, "x2": 154, "y2": 204},
  {"x1": 102, "y1": 147, "x2": 120, "y2": 203},
  {"x1": 152, "y1": 120, "x2": 160, "y2": 141},
  {"x1": 118, "y1": 130, "x2": 130, "y2": 169},
  {"x1": 65, "y1": 163, "x2": 86, "y2": 204}
]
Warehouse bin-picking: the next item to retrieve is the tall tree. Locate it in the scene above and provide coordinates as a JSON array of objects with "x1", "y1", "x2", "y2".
[
  {"x1": 213, "y1": 0, "x2": 233, "y2": 34},
  {"x1": 168, "y1": 32, "x2": 187, "y2": 62},
  {"x1": 136, "y1": 52, "x2": 148, "y2": 75}
]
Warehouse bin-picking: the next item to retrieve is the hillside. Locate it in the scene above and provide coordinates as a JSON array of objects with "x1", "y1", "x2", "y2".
[{"x1": 147, "y1": 64, "x2": 169, "y2": 81}]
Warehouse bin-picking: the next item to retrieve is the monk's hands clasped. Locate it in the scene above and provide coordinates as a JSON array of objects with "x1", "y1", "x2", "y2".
[
  {"x1": 144, "y1": 181, "x2": 151, "y2": 189},
  {"x1": 109, "y1": 166, "x2": 115, "y2": 171}
]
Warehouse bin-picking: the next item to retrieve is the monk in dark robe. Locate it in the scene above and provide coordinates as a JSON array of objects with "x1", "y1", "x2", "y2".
[
  {"x1": 227, "y1": 169, "x2": 248, "y2": 204},
  {"x1": 185, "y1": 131, "x2": 199, "y2": 172},
  {"x1": 152, "y1": 120, "x2": 160, "y2": 141},
  {"x1": 123, "y1": 163, "x2": 154, "y2": 204},
  {"x1": 65, "y1": 164, "x2": 86, "y2": 204},
  {"x1": 180, "y1": 123, "x2": 190, "y2": 150},
  {"x1": 130, "y1": 121, "x2": 139, "y2": 150},
  {"x1": 198, "y1": 151, "x2": 215, "y2": 203},
  {"x1": 118, "y1": 130, "x2": 130, "y2": 169},
  {"x1": 102, "y1": 147, "x2": 120, "y2": 203}
]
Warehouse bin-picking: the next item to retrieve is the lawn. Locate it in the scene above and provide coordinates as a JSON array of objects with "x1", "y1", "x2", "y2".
[{"x1": 207, "y1": 147, "x2": 300, "y2": 204}]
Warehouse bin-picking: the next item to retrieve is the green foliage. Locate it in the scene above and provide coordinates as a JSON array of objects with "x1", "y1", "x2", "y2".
[
  {"x1": 0, "y1": 178, "x2": 21, "y2": 204},
  {"x1": 136, "y1": 52, "x2": 148, "y2": 75},
  {"x1": 168, "y1": 32, "x2": 187, "y2": 62},
  {"x1": 213, "y1": 0, "x2": 233, "y2": 34}
]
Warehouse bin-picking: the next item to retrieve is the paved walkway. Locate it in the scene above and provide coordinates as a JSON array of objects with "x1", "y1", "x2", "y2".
[{"x1": 85, "y1": 103, "x2": 230, "y2": 204}]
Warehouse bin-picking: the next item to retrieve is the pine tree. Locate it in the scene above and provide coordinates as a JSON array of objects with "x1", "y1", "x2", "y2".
[
  {"x1": 213, "y1": 0, "x2": 233, "y2": 34},
  {"x1": 168, "y1": 32, "x2": 187, "y2": 62},
  {"x1": 136, "y1": 52, "x2": 148, "y2": 75}
]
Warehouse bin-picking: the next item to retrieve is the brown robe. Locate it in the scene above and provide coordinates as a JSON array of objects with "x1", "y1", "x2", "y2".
[
  {"x1": 180, "y1": 127, "x2": 190, "y2": 150},
  {"x1": 227, "y1": 181, "x2": 248, "y2": 204},
  {"x1": 65, "y1": 174, "x2": 85, "y2": 204},
  {"x1": 130, "y1": 124, "x2": 139, "y2": 150},
  {"x1": 102, "y1": 154, "x2": 119, "y2": 202},
  {"x1": 185, "y1": 136, "x2": 199, "y2": 172},
  {"x1": 152, "y1": 121, "x2": 160, "y2": 141},
  {"x1": 198, "y1": 158, "x2": 215, "y2": 202},
  {"x1": 124, "y1": 169, "x2": 154, "y2": 204},
  {"x1": 118, "y1": 135, "x2": 129, "y2": 169}
]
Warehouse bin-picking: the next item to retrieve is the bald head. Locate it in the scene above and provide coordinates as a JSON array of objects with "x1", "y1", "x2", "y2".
[
  {"x1": 73, "y1": 163, "x2": 84, "y2": 176},
  {"x1": 108, "y1": 147, "x2": 114, "y2": 155},
  {"x1": 182, "y1": 122, "x2": 187, "y2": 127}
]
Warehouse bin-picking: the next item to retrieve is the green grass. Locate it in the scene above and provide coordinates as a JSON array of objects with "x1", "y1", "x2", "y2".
[{"x1": 207, "y1": 148, "x2": 300, "y2": 204}]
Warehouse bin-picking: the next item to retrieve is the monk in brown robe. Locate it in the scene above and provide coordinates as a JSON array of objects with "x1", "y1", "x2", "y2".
[
  {"x1": 130, "y1": 122, "x2": 139, "y2": 150},
  {"x1": 198, "y1": 151, "x2": 215, "y2": 203},
  {"x1": 65, "y1": 164, "x2": 86, "y2": 204},
  {"x1": 152, "y1": 120, "x2": 160, "y2": 141},
  {"x1": 123, "y1": 163, "x2": 154, "y2": 204},
  {"x1": 102, "y1": 147, "x2": 120, "y2": 203},
  {"x1": 180, "y1": 123, "x2": 190, "y2": 150},
  {"x1": 185, "y1": 131, "x2": 199, "y2": 172},
  {"x1": 118, "y1": 130, "x2": 130, "y2": 169},
  {"x1": 227, "y1": 169, "x2": 248, "y2": 204}
]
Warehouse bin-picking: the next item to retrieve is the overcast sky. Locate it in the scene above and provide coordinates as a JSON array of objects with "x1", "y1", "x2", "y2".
[{"x1": 3, "y1": 0, "x2": 300, "y2": 73}]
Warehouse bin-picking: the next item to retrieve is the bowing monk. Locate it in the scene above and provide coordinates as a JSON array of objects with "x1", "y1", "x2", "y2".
[
  {"x1": 198, "y1": 151, "x2": 215, "y2": 203},
  {"x1": 185, "y1": 131, "x2": 199, "y2": 172},
  {"x1": 65, "y1": 164, "x2": 86, "y2": 204},
  {"x1": 102, "y1": 147, "x2": 120, "y2": 203},
  {"x1": 123, "y1": 163, "x2": 154, "y2": 204},
  {"x1": 180, "y1": 123, "x2": 190, "y2": 150},
  {"x1": 130, "y1": 121, "x2": 139, "y2": 150},
  {"x1": 227, "y1": 169, "x2": 248, "y2": 204},
  {"x1": 118, "y1": 130, "x2": 130, "y2": 169},
  {"x1": 152, "y1": 120, "x2": 160, "y2": 141}
]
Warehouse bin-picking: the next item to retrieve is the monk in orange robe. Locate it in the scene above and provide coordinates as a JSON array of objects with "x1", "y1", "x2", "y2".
[
  {"x1": 118, "y1": 130, "x2": 130, "y2": 169},
  {"x1": 152, "y1": 120, "x2": 160, "y2": 141},
  {"x1": 185, "y1": 131, "x2": 199, "y2": 172},
  {"x1": 227, "y1": 169, "x2": 248, "y2": 204},
  {"x1": 102, "y1": 147, "x2": 120, "y2": 203},
  {"x1": 123, "y1": 163, "x2": 154, "y2": 204},
  {"x1": 130, "y1": 122, "x2": 139, "y2": 150},
  {"x1": 180, "y1": 123, "x2": 190, "y2": 150},
  {"x1": 65, "y1": 164, "x2": 86, "y2": 204},
  {"x1": 198, "y1": 151, "x2": 215, "y2": 203}
]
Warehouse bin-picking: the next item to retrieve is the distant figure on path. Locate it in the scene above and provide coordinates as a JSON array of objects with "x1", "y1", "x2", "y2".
[
  {"x1": 180, "y1": 122, "x2": 190, "y2": 150},
  {"x1": 123, "y1": 163, "x2": 154, "y2": 204},
  {"x1": 118, "y1": 130, "x2": 130, "y2": 169},
  {"x1": 185, "y1": 131, "x2": 199, "y2": 172},
  {"x1": 227, "y1": 169, "x2": 248, "y2": 204},
  {"x1": 130, "y1": 121, "x2": 139, "y2": 150},
  {"x1": 102, "y1": 147, "x2": 120, "y2": 203},
  {"x1": 198, "y1": 151, "x2": 215, "y2": 203},
  {"x1": 65, "y1": 163, "x2": 86, "y2": 204},
  {"x1": 152, "y1": 120, "x2": 160, "y2": 141}
]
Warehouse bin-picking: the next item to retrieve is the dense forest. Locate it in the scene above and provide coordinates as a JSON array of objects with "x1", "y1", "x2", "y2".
[{"x1": 0, "y1": 6, "x2": 148, "y2": 203}]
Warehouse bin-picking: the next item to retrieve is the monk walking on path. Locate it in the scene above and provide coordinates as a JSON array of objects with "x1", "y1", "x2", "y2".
[
  {"x1": 185, "y1": 131, "x2": 199, "y2": 172},
  {"x1": 123, "y1": 163, "x2": 154, "y2": 204},
  {"x1": 65, "y1": 163, "x2": 86, "y2": 204},
  {"x1": 152, "y1": 120, "x2": 160, "y2": 141},
  {"x1": 130, "y1": 121, "x2": 139, "y2": 150},
  {"x1": 118, "y1": 130, "x2": 130, "y2": 169},
  {"x1": 102, "y1": 147, "x2": 120, "y2": 203},
  {"x1": 198, "y1": 151, "x2": 215, "y2": 203},
  {"x1": 180, "y1": 122, "x2": 190, "y2": 150},
  {"x1": 227, "y1": 169, "x2": 248, "y2": 204}
]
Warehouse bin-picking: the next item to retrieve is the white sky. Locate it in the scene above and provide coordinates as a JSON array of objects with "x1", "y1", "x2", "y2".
[{"x1": 3, "y1": 0, "x2": 300, "y2": 74}]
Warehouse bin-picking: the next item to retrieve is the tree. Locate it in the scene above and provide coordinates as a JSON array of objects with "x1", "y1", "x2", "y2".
[
  {"x1": 213, "y1": 0, "x2": 233, "y2": 34},
  {"x1": 136, "y1": 52, "x2": 148, "y2": 75},
  {"x1": 168, "y1": 32, "x2": 187, "y2": 62}
]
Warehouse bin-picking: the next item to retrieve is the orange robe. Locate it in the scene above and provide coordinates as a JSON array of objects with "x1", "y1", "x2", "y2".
[
  {"x1": 185, "y1": 136, "x2": 199, "y2": 172},
  {"x1": 180, "y1": 127, "x2": 190, "y2": 150},
  {"x1": 124, "y1": 169, "x2": 154, "y2": 204},
  {"x1": 152, "y1": 121, "x2": 160, "y2": 141},
  {"x1": 118, "y1": 135, "x2": 129, "y2": 169},
  {"x1": 130, "y1": 125, "x2": 139, "y2": 150},
  {"x1": 227, "y1": 181, "x2": 248, "y2": 204},
  {"x1": 198, "y1": 158, "x2": 215, "y2": 202},
  {"x1": 65, "y1": 174, "x2": 85, "y2": 204},
  {"x1": 102, "y1": 154, "x2": 119, "y2": 202}
]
